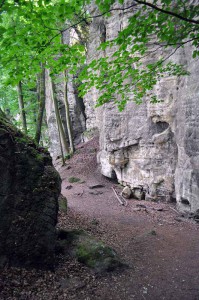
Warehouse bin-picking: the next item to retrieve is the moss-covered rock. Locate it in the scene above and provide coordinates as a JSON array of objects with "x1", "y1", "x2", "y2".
[
  {"x1": 57, "y1": 229, "x2": 123, "y2": 273},
  {"x1": 68, "y1": 176, "x2": 81, "y2": 183},
  {"x1": 0, "y1": 111, "x2": 61, "y2": 269},
  {"x1": 58, "y1": 194, "x2": 67, "y2": 212}
]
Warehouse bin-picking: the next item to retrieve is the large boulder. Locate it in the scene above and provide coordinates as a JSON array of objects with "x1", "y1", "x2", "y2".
[{"x1": 0, "y1": 110, "x2": 61, "y2": 269}]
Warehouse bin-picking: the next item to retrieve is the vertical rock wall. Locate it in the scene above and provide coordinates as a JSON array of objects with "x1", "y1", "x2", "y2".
[
  {"x1": 174, "y1": 46, "x2": 199, "y2": 213},
  {"x1": 84, "y1": 3, "x2": 199, "y2": 213}
]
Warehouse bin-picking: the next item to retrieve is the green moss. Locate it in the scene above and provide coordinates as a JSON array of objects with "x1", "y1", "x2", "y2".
[
  {"x1": 75, "y1": 237, "x2": 120, "y2": 272},
  {"x1": 59, "y1": 196, "x2": 67, "y2": 212},
  {"x1": 68, "y1": 176, "x2": 81, "y2": 183},
  {"x1": 29, "y1": 147, "x2": 44, "y2": 163},
  {"x1": 56, "y1": 229, "x2": 123, "y2": 272},
  {"x1": 15, "y1": 135, "x2": 35, "y2": 146},
  {"x1": 0, "y1": 113, "x2": 18, "y2": 134}
]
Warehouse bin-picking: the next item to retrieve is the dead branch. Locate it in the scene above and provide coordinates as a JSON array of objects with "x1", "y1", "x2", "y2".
[
  {"x1": 120, "y1": 194, "x2": 128, "y2": 207},
  {"x1": 169, "y1": 206, "x2": 181, "y2": 215},
  {"x1": 112, "y1": 187, "x2": 124, "y2": 206}
]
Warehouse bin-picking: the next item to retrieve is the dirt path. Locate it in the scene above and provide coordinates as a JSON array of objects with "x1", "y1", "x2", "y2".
[
  {"x1": 1, "y1": 136, "x2": 199, "y2": 300},
  {"x1": 57, "y1": 137, "x2": 199, "y2": 300}
]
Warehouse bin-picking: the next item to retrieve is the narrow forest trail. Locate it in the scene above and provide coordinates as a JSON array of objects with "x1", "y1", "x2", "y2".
[
  {"x1": 58, "y1": 137, "x2": 199, "y2": 300},
  {"x1": 1, "y1": 136, "x2": 199, "y2": 300}
]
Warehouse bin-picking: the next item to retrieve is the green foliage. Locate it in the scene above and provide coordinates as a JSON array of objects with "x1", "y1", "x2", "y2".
[
  {"x1": 0, "y1": 0, "x2": 198, "y2": 117},
  {"x1": 0, "y1": 0, "x2": 86, "y2": 83},
  {"x1": 0, "y1": 71, "x2": 38, "y2": 138},
  {"x1": 78, "y1": 0, "x2": 199, "y2": 109}
]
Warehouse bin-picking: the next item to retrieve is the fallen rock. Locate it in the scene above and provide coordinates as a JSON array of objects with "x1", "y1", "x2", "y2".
[
  {"x1": 121, "y1": 186, "x2": 132, "y2": 199},
  {"x1": 132, "y1": 187, "x2": 145, "y2": 200}
]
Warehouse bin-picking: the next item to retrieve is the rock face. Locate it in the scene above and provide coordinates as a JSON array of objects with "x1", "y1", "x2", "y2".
[
  {"x1": 84, "y1": 4, "x2": 199, "y2": 213},
  {"x1": 0, "y1": 111, "x2": 61, "y2": 268}
]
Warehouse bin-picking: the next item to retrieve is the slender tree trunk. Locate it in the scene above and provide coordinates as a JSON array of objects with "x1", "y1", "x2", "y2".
[
  {"x1": 61, "y1": 33, "x2": 74, "y2": 155},
  {"x1": 63, "y1": 70, "x2": 74, "y2": 155},
  {"x1": 35, "y1": 65, "x2": 45, "y2": 144},
  {"x1": 58, "y1": 125, "x2": 65, "y2": 166},
  {"x1": 50, "y1": 76, "x2": 69, "y2": 156},
  {"x1": 17, "y1": 81, "x2": 27, "y2": 134}
]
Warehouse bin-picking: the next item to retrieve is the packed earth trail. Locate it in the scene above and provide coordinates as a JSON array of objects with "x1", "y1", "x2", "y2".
[{"x1": 1, "y1": 137, "x2": 199, "y2": 300}]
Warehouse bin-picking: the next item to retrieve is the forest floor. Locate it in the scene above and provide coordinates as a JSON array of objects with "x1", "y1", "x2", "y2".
[{"x1": 1, "y1": 136, "x2": 199, "y2": 300}]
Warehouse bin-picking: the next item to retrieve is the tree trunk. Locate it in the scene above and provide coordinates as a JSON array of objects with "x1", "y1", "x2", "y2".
[
  {"x1": 17, "y1": 81, "x2": 27, "y2": 134},
  {"x1": 61, "y1": 33, "x2": 74, "y2": 155},
  {"x1": 63, "y1": 70, "x2": 74, "y2": 155},
  {"x1": 50, "y1": 76, "x2": 69, "y2": 157},
  {"x1": 58, "y1": 124, "x2": 65, "y2": 166},
  {"x1": 35, "y1": 65, "x2": 45, "y2": 144}
]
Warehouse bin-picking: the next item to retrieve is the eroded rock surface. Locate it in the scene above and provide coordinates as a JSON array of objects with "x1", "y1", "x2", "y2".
[
  {"x1": 0, "y1": 111, "x2": 61, "y2": 268},
  {"x1": 84, "y1": 3, "x2": 199, "y2": 213}
]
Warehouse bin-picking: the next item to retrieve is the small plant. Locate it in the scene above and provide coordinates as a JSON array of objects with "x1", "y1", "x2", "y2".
[
  {"x1": 68, "y1": 176, "x2": 81, "y2": 183},
  {"x1": 64, "y1": 153, "x2": 71, "y2": 160}
]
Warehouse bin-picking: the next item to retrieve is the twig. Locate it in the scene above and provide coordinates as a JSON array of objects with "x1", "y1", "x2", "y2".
[
  {"x1": 134, "y1": 0, "x2": 199, "y2": 25},
  {"x1": 169, "y1": 206, "x2": 181, "y2": 215},
  {"x1": 120, "y1": 194, "x2": 128, "y2": 207},
  {"x1": 112, "y1": 187, "x2": 124, "y2": 205}
]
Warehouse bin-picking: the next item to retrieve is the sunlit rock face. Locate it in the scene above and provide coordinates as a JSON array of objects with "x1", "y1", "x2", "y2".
[
  {"x1": 0, "y1": 111, "x2": 61, "y2": 269},
  {"x1": 84, "y1": 3, "x2": 199, "y2": 213}
]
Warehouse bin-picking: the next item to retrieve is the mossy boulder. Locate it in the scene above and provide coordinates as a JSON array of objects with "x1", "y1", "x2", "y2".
[
  {"x1": 57, "y1": 229, "x2": 122, "y2": 273},
  {"x1": 0, "y1": 110, "x2": 61, "y2": 269}
]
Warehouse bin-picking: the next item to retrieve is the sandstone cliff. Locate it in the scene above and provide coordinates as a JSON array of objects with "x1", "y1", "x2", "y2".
[
  {"x1": 83, "y1": 4, "x2": 199, "y2": 213},
  {"x1": 44, "y1": 4, "x2": 199, "y2": 214}
]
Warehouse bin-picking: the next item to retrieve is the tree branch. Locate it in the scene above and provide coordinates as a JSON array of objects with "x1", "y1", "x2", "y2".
[{"x1": 133, "y1": 0, "x2": 199, "y2": 25}]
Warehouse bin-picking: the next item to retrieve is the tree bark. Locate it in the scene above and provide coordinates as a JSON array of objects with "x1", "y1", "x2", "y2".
[
  {"x1": 35, "y1": 65, "x2": 45, "y2": 144},
  {"x1": 63, "y1": 70, "x2": 74, "y2": 155},
  {"x1": 61, "y1": 32, "x2": 74, "y2": 155},
  {"x1": 17, "y1": 81, "x2": 27, "y2": 134}
]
